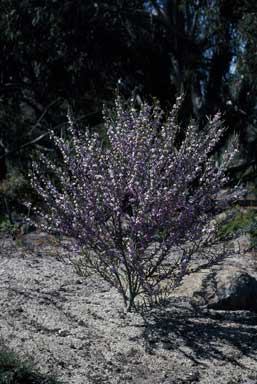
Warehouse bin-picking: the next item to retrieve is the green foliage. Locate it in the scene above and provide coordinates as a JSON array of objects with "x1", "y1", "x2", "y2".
[
  {"x1": 0, "y1": 170, "x2": 27, "y2": 201},
  {"x1": 247, "y1": 214, "x2": 257, "y2": 250},
  {"x1": 218, "y1": 206, "x2": 257, "y2": 249},
  {"x1": 0, "y1": 168, "x2": 37, "y2": 218},
  {"x1": 0, "y1": 343, "x2": 61, "y2": 384},
  {"x1": 0, "y1": 216, "x2": 17, "y2": 237}
]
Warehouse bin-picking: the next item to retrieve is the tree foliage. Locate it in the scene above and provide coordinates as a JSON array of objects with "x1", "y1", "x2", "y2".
[{"x1": 1, "y1": 0, "x2": 257, "y2": 214}]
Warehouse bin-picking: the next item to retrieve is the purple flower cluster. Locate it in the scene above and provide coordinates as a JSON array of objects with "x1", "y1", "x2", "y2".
[{"x1": 30, "y1": 96, "x2": 239, "y2": 311}]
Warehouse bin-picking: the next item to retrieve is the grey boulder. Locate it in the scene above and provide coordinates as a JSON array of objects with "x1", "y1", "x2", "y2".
[{"x1": 207, "y1": 272, "x2": 257, "y2": 312}]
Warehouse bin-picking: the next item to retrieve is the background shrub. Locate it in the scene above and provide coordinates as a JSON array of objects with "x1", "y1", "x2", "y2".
[
  {"x1": 0, "y1": 341, "x2": 61, "y2": 384},
  {"x1": 218, "y1": 206, "x2": 257, "y2": 249}
]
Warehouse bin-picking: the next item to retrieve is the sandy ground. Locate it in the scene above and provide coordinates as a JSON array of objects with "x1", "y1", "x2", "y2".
[{"x1": 1, "y1": 233, "x2": 257, "y2": 384}]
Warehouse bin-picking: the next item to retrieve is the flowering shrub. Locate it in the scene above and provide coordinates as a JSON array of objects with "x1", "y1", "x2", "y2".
[{"x1": 30, "y1": 96, "x2": 239, "y2": 311}]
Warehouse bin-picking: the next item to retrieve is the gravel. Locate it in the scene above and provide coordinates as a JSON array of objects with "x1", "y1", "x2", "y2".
[{"x1": 1, "y1": 233, "x2": 257, "y2": 384}]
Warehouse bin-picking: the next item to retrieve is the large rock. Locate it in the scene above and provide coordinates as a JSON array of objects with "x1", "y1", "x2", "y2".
[
  {"x1": 170, "y1": 235, "x2": 257, "y2": 312},
  {"x1": 206, "y1": 271, "x2": 257, "y2": 312}
]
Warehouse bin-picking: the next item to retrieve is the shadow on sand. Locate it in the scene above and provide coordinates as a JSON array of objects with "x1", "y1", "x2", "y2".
[{"x1": 140, "y1": 298, "x2": 257, "y2": 368}]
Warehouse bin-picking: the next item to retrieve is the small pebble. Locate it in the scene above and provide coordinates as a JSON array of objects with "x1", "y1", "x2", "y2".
[{"x1": 58, "y1": 329, "x2": 69, "y2": 337}]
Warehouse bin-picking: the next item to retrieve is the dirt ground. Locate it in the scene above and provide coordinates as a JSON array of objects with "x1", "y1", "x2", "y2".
[{"x1": 1, "y1": 233, "x2": 257, "y2": 384}]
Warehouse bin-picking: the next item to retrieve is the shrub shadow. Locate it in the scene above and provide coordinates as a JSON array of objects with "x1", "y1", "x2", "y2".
[{"x1": 141, "y1": 298, "x2": 257, "y2": 367}]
